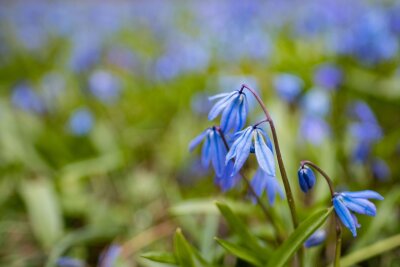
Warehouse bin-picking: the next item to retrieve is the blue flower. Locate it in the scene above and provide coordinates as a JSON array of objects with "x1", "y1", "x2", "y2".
[
  {"x1": 68, "y1": 108, "x2": 94, "y2": 136},
  {"x1": 301, "y1": 89, "x2": 331, "y2": 117},
  {"x1": 304, "y1": 229, "x2": 326, "y2": 248},
  {"x1": 298, "y1": 166, "x2": 316, "y2": 193},
  {"x1": 208, "y1": 90, "x2": 248, "y2": 133},
  {"x1": 11, "y1": 83, "x2": 45, "y2": 114},
  {"x1": 189, "y1": 127, "x2": 227, "y2": 177},
  {"x1": 250, "y1": 168, "x2": 284, "y2": 205},
  {"x1": 333, "y1": 190, "x2": 384, "y2": 237},
  {"x1": 300, "y1": 115, "x2": 330, "y2": 146},
  {"x1": 273, "y1": 73, "x2": 303, "y2": 103},
  {"x1": 314, "y1": 63, "x2": 343, "y2": 90},
  {"x1": 226, "y1": 126, "x2": 275, "y2": 177},
  {"x1": 88, "y1": 70, "x2": 121, "y2": 103}
]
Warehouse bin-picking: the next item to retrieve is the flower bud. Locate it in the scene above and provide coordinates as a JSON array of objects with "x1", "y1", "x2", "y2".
[
  {"x1": 304, "y1": 230, "x2": 326, "y2": 248},
  {"x1": 297, "y1": 165, "x2": 316, "y2": 193}
]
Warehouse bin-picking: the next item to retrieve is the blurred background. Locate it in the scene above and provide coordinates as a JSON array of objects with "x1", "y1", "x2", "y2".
[{"x1": 0, "y1": 0, "x2": 399, "y2": 266}]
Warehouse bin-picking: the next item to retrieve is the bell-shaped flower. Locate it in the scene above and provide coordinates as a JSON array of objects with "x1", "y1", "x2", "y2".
[
  {"x1": 304, "y1": 229, "x2": 326, "y2": 248},
  {"x1": 226, "y1": 126, "x2": 275, "y2": 177},
  {"x1": 250, "y1": 168, "x2": 284, "y2": 205},
  {"x1": 208, "y1": 90, "x2": 248, "y2": 133},
  {"x1": 333, "y1": 190, "x2": 384, "y2": 237},
  {"x1": 297, "y1": 165, "x2": 316, "y2": 193},
  {"x1": 189, "y1": 127, "x2": 227, "y2": 177}
]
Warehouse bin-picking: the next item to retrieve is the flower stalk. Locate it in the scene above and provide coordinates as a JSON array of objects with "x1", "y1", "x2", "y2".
[{"x1": 300, "y1": 160, "x2": 342, "y2": 267}]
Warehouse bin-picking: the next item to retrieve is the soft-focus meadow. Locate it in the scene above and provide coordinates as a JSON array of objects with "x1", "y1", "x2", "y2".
[{"x1": 0, "y1": 1, "x2": 400, "y2": 267}]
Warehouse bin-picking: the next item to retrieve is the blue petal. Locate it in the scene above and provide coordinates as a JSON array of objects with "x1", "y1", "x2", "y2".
[
  {"x1": 342, "y1": 190, "x2": 384, "y2": 200},
  {"x1": 226, "y1": 127, "x2": 252, "y2": 163},
  {"x1": 189, "y1": 129, "x2": 208, "y2": 151},
  {"x1": 208, "y1": 91, "x2": 237, "y2": 120},
  {"x1": 201, "y1": 135, "x2": 211, "y2": 168},
  {"x1": 235, "y1": 93, "x2": 248, "y2": 131},
  {"x1": 220, "y1": 96, "x2": 240, "y2": 132},
  {"x1": 250, "y1": 168, "x2": 268, "y2": 200},
  {"x1": 258, "y1": 128, "x2": 274, "y2": 152},
  {"x1": 254, "y1": 130, "x2": 276, "y2": 176},
  {"x1": 333, "y1": 196, "x2": 357, "y2": 237},
  {"x1": 208, "y1": 92, "x2": 232, "y2": 101},
  {"x1": 342, "y1": 196, "x2": 376, "y2": 216},
  {"x1": 210, "y1": 130, "x2": 227, "y2": 177},
  {"x1": 266, "y1": 174, "x2": 284, "y2": 205},
  {"x1": 231, "y1": 127, "x2": 253, "y2": 176},
  {"x1": 215, "y1": 160, "x2": 240, "y2": 192},
  {"x1": 298, "y1": 169, "x2": 309, "y2": 193}
]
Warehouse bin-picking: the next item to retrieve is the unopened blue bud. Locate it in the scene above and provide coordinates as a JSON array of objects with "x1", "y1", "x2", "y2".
[{"x1": 298, "y1": 166, "x2": 316, "y2": 193}]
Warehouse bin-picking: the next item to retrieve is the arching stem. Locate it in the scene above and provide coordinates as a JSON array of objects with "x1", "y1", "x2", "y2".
[{"x1": 300, "y1": 160, "x2": 342, "y2": 267}]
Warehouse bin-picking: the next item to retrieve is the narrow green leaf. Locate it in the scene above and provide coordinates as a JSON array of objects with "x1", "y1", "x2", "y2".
[
  {"x1": 20, "y1": 178, "x2": 64, "y2": 250},
  {"x1": 216, "y1": 202, "x2": 271, "y2": 257},
  {"x1": 215, "y1": 238, "x2": 263, "y2": 266},
  {"x1": 339, "y1": 234, "x2": 400, "y2": 267},
  {"x1": 141, "y1": 251, "x2": 177, "y2": 264},
  {"x1": 173, "y1": 228, "x2": 208, "y2": 267},
  {"x1": 267, "y1": 207, "x2": 333, "y2": 267}
]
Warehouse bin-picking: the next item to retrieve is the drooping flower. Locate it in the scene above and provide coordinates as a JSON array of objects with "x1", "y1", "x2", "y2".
[
  {"x1": 226, "y1": 125, "x2": 275, "y2": 177},
  {"x1": 208, "y1": 90, "x2": 248, "y2": 133},
  {"x1": 273, "y1": 73, "x2": 303, "y2": 103},
  {"x1": 298, "y1": 165, "x2": 316, "y2": 193},
  {"x1": 250, "y1": 168, "x2": 284, "y2": 205},
  {"x1": 189, "y1": 127, "x2": 227, "y2": 177},
  {"x1": 333, "y1": 190, "x2": 384, "y2": 237},
  {"x1": 304, "y1": 229, "x2": 326, "y2": 248}
]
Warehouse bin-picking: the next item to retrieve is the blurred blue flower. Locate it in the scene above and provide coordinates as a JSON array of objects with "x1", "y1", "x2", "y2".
[
  {"x1": 69, "y1": 32, "x2": 101, "y2": 72},
  {"x1": 352, "y1": 141, "x2": 371, "y2": 163},
  {"x1": 350, "y1": 101, "x2": 378, "y2": 124},
  {"x1": 333, "y1": 190, "x2": 383, "y2": 237},
  {"x1": 68, "y1": 108, "x2": 94, "y2": 136},
  {"x1": 314, "y1": 63, "x2": 342, "y2": 90},
  {"x1": 57, "y1": 257, "x2": 84, "y2": 267},
  {"x1": 273, "y1": 73, "x2": 303, "y2": 103},
  {"x1": 304, "y1": 229, "x2": 326, "y2": 248},
  {"x1": 349, "y1": 122, "x2": 382, "y2": 142},
  {"x1": 372, "y1": 158, "x2": 390, "y2": 181},
  {"x1": 250, "y1": 168, "x2": 284, "y2": 205},
  {"x1": 298, "y1": 165, "x2": 316, "y2": 193},
  {"x1": 226, "y1": 126, "x2": 275, "y2": 177},
  {"x1": 99, "y1": 245, "x2": 121, "y2": 267},
  {"x1": 189, "y1": 127, "x2": 227, "y2": 177},
  {"x1": 301, "y1": 89, "x2": 331, "y2": 117},
  {"x1": 89, "y1": 70, "x2": 121, "y2": 103},
  {"x1": 300, "y1": 116, "x2": 330, "y2": 145},
  {"x1": 208, "y1": 90, "x2": 248, "y2": 133},
  {"x1": 11, "y1": 83, "x2": 45, "y2": 114}
]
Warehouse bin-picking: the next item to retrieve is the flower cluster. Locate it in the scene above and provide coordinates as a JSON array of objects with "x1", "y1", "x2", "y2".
[{"x1": 190, "y1": 86, "x2": 283, "y2": 203}]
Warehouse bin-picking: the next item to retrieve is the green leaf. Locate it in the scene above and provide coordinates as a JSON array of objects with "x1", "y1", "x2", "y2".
[
  {"x1": 339, "y1": 234, "x2": 400, "y2": 267},
  {"x1": 142, "y1": 251, "x2": 177, "y2": 264},
  {"x1": 20, "y1": 178, "x2": 64, "y2": 250},
  {"x1": 216, "y1": 202, "x2": 271, "y2": 258},
  {"x1": 173, "y1": 228, "x2": 208, "y2": 267},
  {"x1": 215, "y1": 238, "x2": 263, "y2": 266},
  {"x1": 267, "y1": 207, "x2": 333, "y2": 267}
]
